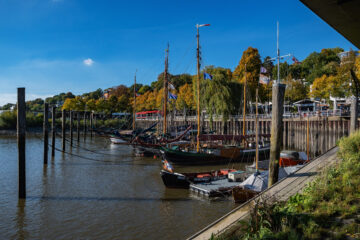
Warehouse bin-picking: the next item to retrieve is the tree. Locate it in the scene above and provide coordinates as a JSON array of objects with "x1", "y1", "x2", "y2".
[
  {"x1": 170, "y1": 73, "x2": 193, "y2": 90},
  {"x1": 110, "y1": 85, "x2": 130, "y2": 98},
  {"x1": 86, "y1": 99, "x2": 97, "y2": 111},
  {"x1": 202, "y1": 78, "x2": 232, "y2": 125},
  {"x1": 302, "y1": 48, "x2": 343, "y2": 84},
  {"x1": 176, "y1": 83, "x2": 195, "y2": 111},
  {"x1": 118, "y1": 95, "x2": 131, "y2": 112},
  {"x1": 284, "y1": 77, "x2": 308, "y2": 103},
  {"x1": 95, "y1": 98, "x2": 109, "y2": 113},
  {"x1": 138, "y1": 85, "x2": 152, "y2": 94},
  {"x1": 232, "y1": 47, "x2": 262, "y2": 101}
]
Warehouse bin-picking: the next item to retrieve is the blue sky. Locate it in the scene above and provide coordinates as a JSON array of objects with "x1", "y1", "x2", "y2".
[{"x1": 0, "y1": 0, "x2": 357, "y2": 105}]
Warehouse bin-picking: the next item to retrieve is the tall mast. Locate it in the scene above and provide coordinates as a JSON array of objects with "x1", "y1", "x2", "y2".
[
  {"x1": 242, "y1": 63, "x2": 247, "y2": 145},
  {"x1": 133, "y1": 70, "x2": 137, "y2": 131},
  {"x1": 195, "y1": 24, "x2": 210, "y2": 152},
  {"x1": 277, "y1": 21, "x2": 280, "y2": 83},
  {"x1": 163, "y1": 44, "x2": 169, "y2": 135},
  {"x1": 196, "y1": 25, "x2": 201, "y2": 152}
]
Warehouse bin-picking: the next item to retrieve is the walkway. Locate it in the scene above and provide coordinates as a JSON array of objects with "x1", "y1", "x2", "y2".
[{"x1": 187, "y1": 147, "x2": 339, "y2": 240}]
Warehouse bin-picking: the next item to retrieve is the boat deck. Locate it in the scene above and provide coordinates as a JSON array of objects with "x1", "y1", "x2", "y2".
[{"x1": 190, "y1": 179, "x2": 241, "y2": 197}]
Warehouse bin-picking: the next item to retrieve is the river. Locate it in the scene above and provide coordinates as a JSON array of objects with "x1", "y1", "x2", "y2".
[{"x1": 0, "y1": 134, "x2": 247, "y2": 240}]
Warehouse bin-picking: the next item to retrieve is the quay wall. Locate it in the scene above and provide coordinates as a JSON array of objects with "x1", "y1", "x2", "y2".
[{"x1": 136, "y1": 116, "x2": 351, "y2": 157}]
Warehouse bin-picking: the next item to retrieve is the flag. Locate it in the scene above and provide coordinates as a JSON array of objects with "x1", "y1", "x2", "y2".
[
  {"x1": 259, "y1": 74, "x2": 270, "y2": 84},
  {"x1": 168, "y1": 83, "x2": 175, "y2": 90},
  {"x1": 198, "y1": 24, "x2": 210, "y2": 27},
  {"x1": 260, "y1": 66, "x2": 267, "y2": 74},
  {"x1": 168, "y1": 92, "x2": 177, "y2": 100},
  {"x1": 203, "y1": 72, "x2": 213, "y2": 80},
  {"x1": 162, "y1": 160, "x2": 173, "y2": 173},
  {"x1": 135, "y1": 93, "x2": 140, "y2": 97},
  {"x1": 292, "y1": 56, "x2": 300, "y2": 64}
]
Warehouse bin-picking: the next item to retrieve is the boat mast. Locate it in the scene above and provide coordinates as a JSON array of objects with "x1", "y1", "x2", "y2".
[
  {"x1": 242, "y1": 63, "x2": 247, "y2": 146},
  {"x1": 196, "y1": 25, "x2": 201, "y2": 152},
  {"x1": 195, "y1": 24, "x2": 210, "y2": 152},
  {"x1": 255, "y1": 87, "x2": 259, "y2": 171},
  {"x1": 163, "y1": 44, "x2": 169, "y2": 135},
  {"x1": 133, "y1": 70, "x2": 137, "y2": 131}
]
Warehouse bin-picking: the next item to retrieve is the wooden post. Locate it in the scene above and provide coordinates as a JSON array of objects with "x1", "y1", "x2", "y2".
[
  {"x1": 83, "y1": 112, "x2": 87, "y2": 141},
  {"x1": 70, "y1": 111, "x2": 73, "y2": 147},
  {"x1": 62, "y1": 109, "x2": 66, "y2": 152},
  {"x1": 306, "y1": 116, "x2": 310, "y2": 161},
  {"x1": 17, "y1": 88, "x2": 26, "y2": 199},
  {"x1": 51, "y1": 106, "x2": 56, "y2": 157},
  {"x1": 90, "y1": 112, "x2": 93, "y2": 138},
  {"x1": 77, "y1": 112, "x2": 80, "y2": 142},
  {"x1": 350, "y1": 96, "x2": 357, "y2": 134},
  {"x1": 268, "y1": 83, "x2": 286, "y2": 188},
  {"x1": 43, "y1": 103, "x2": 49, "y2": 164}
]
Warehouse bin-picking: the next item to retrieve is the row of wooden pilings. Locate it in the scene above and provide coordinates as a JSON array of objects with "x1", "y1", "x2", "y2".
[
  {"x1": 137, "y1": 116, "x2": 351, "y2": 157},
  {"x1": 17, "y1": 88, "x2": 100, "y2": 199}
]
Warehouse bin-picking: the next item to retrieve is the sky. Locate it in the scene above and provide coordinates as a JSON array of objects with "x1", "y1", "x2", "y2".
[{"x1": 0, "y1": 0, "x2": 357, "y2": 105}]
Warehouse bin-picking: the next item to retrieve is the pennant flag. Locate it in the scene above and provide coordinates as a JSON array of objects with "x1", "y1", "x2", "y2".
[
  {"x1": 168, "y1": 92, "x2": 177, "y2": 100},
  {"x1": 260, "y1": 66, "x2": 267, "y2": 74},
  {"x1": 198, "y1": 24, "x2": 210, "y2": 27},
  {"x1": 168, "y1": 83, "x2": 175, "y2": 90},
  {"x1": 259, "y1": 74, "x2": 270, "y2": 84},
  {"x1": 203, "y1": 72, "x2": 213, "y2": 80},
  {"x1": 135, "y1": 93, "x2": 140, "y2": 97}
]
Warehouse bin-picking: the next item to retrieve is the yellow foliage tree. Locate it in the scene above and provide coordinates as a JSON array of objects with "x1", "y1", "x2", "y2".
[
  {"x1": 232, "y1": 47, "x2": 261, "y2": 101},
  {"x1": 176, "y1": 83, "x2": 195, "y2": 110}
]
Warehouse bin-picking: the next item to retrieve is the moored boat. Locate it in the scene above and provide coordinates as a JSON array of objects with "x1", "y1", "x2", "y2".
[
  {"x1": 161, "y1": 144, "x2": 270, "y2": 165},
  {"x1": 160, "y1": 160, "x2": 236, "y2": 188}
]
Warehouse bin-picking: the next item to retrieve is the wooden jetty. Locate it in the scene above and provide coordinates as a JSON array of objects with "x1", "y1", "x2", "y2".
[
  {"x1": 190, "y1": 179, "x2": 241, "y2": 197},
  {"x1": 186, "y1": 147, "x2": 339, "y2": 240}
]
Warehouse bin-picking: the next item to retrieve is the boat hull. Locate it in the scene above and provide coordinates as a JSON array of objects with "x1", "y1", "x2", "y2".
[
  {"x1": 161, "y1": 147, "x2": 270, "y2": 165},
  {"x1": 160, "y1": 170, "x2": 190, "y2": 188}
]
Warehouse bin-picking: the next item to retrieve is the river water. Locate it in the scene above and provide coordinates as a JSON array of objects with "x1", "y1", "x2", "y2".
[{"x1": 0, "y1": 135, "x2": 247, "y2": 240}]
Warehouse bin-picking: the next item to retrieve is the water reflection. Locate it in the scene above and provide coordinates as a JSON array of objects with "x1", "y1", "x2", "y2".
[{"x1": 15, "y1": 200, "x2": 27, "y2": 240}]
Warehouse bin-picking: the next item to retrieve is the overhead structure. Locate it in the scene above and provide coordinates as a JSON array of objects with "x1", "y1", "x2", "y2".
[{"x1": 300, "y1": 0, "x2": 360, "y2": 48}]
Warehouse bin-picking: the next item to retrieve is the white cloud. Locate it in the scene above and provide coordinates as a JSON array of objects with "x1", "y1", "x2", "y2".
[{"x1": 83, "y1": 58, "x2": 94, "y2": 66}]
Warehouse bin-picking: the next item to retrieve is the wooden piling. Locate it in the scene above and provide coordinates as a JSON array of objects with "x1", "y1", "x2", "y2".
[
  {"x1": 70, "y1": 111, "x2": 73, "y2": 147},
  {"x1": 17, "y1": 87, "x2": 26, "y2": 199},
  {"x1": 90, "y1": 112, "x2": 93, "y2": 138},
  {"x1": 62, "y1": 109, "x2": 66, "y2": 152},
  {"x1": 77, "y1": 112, "x2": 80, "y2": 142},
  {"x1": 268, "y1": 83, "x2": 286, "y2": 188},
  {"x1": 43, "y1": 103, "x2": 49, "y2": 164},
  {"x1": 350, "y1": 96, "x2": 357, "y2": 134},
  {"x1": 83, "y1": 112, "x2": 87, "y2": 141},
  {"x1": 51, "y1": 106, "x2": 56, "y2": 157}
]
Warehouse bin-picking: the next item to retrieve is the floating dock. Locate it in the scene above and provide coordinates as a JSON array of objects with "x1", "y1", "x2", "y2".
[{"x1": 189, "y1": 179, "x2": 241, "y2": 197}]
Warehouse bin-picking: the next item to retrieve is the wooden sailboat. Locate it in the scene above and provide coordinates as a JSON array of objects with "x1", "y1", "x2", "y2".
[{"x1": 160, "y1": 24, "x2": 270, "y2": 165}]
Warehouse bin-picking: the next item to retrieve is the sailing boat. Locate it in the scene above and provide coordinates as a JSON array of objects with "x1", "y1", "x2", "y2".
[{"x1": 160, "y1": 24, "x2": 270, "y2": 165}]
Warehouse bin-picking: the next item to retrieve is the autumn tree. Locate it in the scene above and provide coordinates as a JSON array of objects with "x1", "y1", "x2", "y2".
[
  {"x1": 176, "y1": 83, "x2": 195, "y2": 111},
  {"x1": 233, "y1": 47, "x2": 262, "y2": 101}
]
